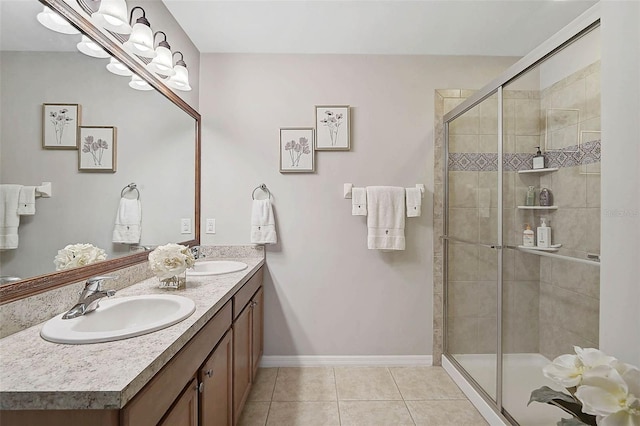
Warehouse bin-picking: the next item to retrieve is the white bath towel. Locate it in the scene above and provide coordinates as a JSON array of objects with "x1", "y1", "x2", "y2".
[
  {"x1": 17, "y1": 186, "x2": 36, "y2": 215},
  {"x1": 0, "y1": 184, "x2": 22, "y2": 249},
  {"x1": 251, "y1": 199, "x2": 277, "y2": 244},
  {"x1": 112, "y1": 197, "x2": 142, "y2": 244},
  {"x1": 351, "y1": 187, "x2": 367, "y2": 216},
  {"x1": 366, "y1": 186, "x2": 406, "y2": 251},
  {"x1": 405, "y1": 187, "x2": 422, "y2": 218}
]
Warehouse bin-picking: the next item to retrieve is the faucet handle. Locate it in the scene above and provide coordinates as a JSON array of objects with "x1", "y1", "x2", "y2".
[{"x1": 85, "y1": 276, "x2": 117, "y2": 290}]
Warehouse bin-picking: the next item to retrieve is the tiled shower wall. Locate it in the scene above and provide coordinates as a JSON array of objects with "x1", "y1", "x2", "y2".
[{"x1": 433, "y1": 61, "x2": 601, "y2": 363}]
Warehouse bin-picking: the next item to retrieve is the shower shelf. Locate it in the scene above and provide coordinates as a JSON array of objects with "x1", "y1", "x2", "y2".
[
  {"x1": 517, "y1": 244, "x2": 562, "y2": 252},
  {"x1": 517, "y1": 205, "x2": 558, "y2": 210},
  {"x1": 517, "y1": 168, "x2": 559, "y2": 174}
]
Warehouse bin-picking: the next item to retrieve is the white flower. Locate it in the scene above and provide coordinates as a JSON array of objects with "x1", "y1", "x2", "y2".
[
  {"x1": 576, "y1": 364, "x2": 640, "y2": 426},
  {"x1": 148, "y1": 243, "x2": 196, "y2": 280},
  {"x1": 543, "y1": 346, "x2": 617, "y2": 388},
  {"x1": 54, "y1": 243, "x2": 107, "y2": 271}
]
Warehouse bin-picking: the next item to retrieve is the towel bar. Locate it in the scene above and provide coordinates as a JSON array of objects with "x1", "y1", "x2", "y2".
[
  {"x1": 121, "y1": 183, "x2": 140, "y2": 199},
  {"x1": 343, "y1": 183, "x2": 425, "y2": 199},
  {"x1": 252, "y1": 184, "x2": 271, "y2": 200}
]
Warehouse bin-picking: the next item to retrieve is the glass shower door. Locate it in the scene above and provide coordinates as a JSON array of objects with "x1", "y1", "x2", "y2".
[{"x1": 445, "y1": 92, "x2": 500, "y2": 401}]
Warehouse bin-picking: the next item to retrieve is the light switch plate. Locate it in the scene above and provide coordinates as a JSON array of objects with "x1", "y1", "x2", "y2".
[
  {"x1": 180, "y1": 218, "x2": 191, "y2": 234},
  {"x1": 206, "y1": 218, "x2": 216, "y2": 234}
]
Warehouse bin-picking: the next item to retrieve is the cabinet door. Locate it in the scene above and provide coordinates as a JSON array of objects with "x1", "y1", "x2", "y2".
[
  {"x1": 251, "y1": 287, "x2": 264, "y2": 379},
  {"x1": 233, "y1": 305, "x2": 252, "y2": 424},
  {"x1": 200, "y1": 331, "x2": 233, "y2": 426},
  {"x1": 159, "y1": 378, "x2": 198, "y2": 426}
]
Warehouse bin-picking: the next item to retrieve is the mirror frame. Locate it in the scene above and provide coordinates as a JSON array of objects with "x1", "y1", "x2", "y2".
[{"x1": 0, "y1": 0, "x2": 201, "y2": 304}]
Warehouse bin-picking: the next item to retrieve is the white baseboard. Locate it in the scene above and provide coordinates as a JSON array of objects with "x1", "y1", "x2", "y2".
[
  {"x1": 442, "y1": 355, "x2": 508, "y2": 426},
  {"x1": 260, "y1": 355, "x2": 432, "y2": 368}
]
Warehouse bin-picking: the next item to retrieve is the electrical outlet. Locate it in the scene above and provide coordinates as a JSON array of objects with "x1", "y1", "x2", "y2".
[
  {"x1": 181, "y1": 218, "x2": 191, "y2": 234},
  {"x1": 206, "y1": 218, "x2": 216, "y2": 234}
]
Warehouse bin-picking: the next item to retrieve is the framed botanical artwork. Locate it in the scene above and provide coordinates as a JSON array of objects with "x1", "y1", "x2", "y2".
[
  {"x1": 42, "y1": 103, "x2": 81, "y2": 149},
  {"x1": 315, "y1": 105, "x2": 350, "y2": 151},
  {"x1": 78, "y1": 126, "x2": 117, "y2": 172},
  {"x1": 280, "y1": 127, "x2": 315, "y2": 173}
]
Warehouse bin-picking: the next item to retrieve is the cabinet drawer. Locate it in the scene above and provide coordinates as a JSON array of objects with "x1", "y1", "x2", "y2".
[
  {"x1": 233, "y1": 267, "x2": 263, "y2": 320},
  {"x1": 121, "y1": 301, "x2": 232, "y2": 426}
]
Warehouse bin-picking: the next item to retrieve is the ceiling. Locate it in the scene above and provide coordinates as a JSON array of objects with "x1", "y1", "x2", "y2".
[{"x1": 163, "y1": 0, "x2": 597, "y2": 57}]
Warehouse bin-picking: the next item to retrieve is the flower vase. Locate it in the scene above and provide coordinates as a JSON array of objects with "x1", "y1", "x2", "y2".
[{"x1": 158, "y1": 270, "x2": 186, "y2": 290}]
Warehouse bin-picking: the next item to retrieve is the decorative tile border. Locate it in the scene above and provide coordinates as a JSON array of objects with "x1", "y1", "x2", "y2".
[{"x1": 449, "y1": 140, "x2": 600, "y2": 171}]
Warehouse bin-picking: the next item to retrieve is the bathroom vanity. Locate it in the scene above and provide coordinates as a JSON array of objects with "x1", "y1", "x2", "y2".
[{"x1": 0, "y1": 256, "x2": 264, "y2": 426}]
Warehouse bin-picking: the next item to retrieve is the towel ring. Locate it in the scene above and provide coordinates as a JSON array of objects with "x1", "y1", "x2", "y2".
[
  {"x1": 121, "y1": 183, "x2": 140, "y2": 200},
  {"x1": 252, "y1": 184, "x2": 271, "y2": 200}
]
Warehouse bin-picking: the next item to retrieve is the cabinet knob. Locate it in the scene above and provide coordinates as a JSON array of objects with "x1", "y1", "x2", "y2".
[
  {"x1": 206, "y1": 369, "x2": 213, "y2": 378},
  {"x1": 198, "y1": 382, "x2": 204, "y2": 393}
]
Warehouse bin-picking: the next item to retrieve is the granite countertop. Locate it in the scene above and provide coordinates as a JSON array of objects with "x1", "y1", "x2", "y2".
[{"x1": 0, "y1": 255, "x2": 264, "y2": 410}]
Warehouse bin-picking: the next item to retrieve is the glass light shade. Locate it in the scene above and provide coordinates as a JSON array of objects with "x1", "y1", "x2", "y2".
[
  {"x1": 106, "y1": 58, "x2": 133, "y2": 77},
  {"x1": 129, "y1": 74, "x2": 153, "y2": 91},
  {"x1": 91, "y1": 0, "x2": 131, "y2": 34},
  {"x1": 146, "y1": 45, "x2": 176, "y2": 76},
  {"x1": 36, "y1": 6, "x2": 79, "y2": 35},
  {"x1": 166, "y1": 65, "x2": 192, "y2": 91},
  {"x1": 77, "y1": 35, "x2": 110, "y2": 59},
  {"x1": 123, "y1": 23, "x2": 156, "y2": 58}
]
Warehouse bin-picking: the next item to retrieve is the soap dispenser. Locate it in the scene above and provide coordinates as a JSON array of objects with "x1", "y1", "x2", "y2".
[
  {"x1": 523, "y1": 224, "x2": 535, "y2": 247},
  {"x1": 537, "y1": 218, "x2": 551, "y2": 248},
  {"x1": 533, "y1": 146, "x2": 545, "y2": 170}
]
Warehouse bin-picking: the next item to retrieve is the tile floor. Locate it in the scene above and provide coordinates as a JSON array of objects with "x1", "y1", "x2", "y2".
[{"x1": 238, "y1": 366, "x2": 488, "y2": 425}]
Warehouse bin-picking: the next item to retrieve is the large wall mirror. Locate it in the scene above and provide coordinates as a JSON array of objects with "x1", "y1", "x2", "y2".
[{"x1": 0, "y1": 0, "x2": 201, "y2": 303}]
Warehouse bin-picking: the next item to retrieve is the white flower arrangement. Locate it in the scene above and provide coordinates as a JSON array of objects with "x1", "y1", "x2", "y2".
[
  {"x1": 148, "y1": 243, "x2": 195, "y2": 280},
  {"x1": 530, "y1": 346, "x2": 640, "y2": 426},
  {"x1": 54, "y1": 243, "x2": 107, "y2": 271}
]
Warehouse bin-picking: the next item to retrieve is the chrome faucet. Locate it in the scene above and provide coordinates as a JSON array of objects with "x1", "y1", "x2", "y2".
[
  {"x1": 62, "y1": 276, "x2": 117, "y2": 320},
  {"x1": 190, "y1": 246, "x2": 205, "y2": 260}
]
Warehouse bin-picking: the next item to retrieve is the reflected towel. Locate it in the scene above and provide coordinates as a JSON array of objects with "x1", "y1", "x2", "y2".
[
  {"x1": 405, "y1": 187, "x2": 422, "y2": 218},
  {"x1": 366, "y1": 186, "x2": 405, "y2": 251},
  {"x1": 112, "y1": 197, "x2": 142, "y2": 244},
  {"x1": 0, "y1": 184, "x2": 22, "y2": 249},
  {"x1": 17, "y1": 186, "x2": 36, "y2": 215},
  {"x1": 352, "y1": 187, "x2": 367, "y2": 216},
  {"x1": 251, "y1": 199, "x2": 277, "y2": 244}
]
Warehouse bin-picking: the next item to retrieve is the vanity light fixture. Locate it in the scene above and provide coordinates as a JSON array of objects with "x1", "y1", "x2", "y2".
[
  {"x1": 165, "y1": 52, "x2": 192, "y2": 92},
  {"x1": 91, "y1": 0, "x2": 131, "y2": 34},
  {"x1": 122, "y1": 7, "x2": 156, "y2": 59},
  {"x1": 77, "y1": 35, "x2": 110, "y2": 59},
  {"x1": 129, "y1": 74, "x2": 153, "y2": 91},
  {"x1": 106, "y1": 57, "x2": 133, "y2": 76},
  {"x1": 36, "y1": 6, "x2": 80, "y2": 35},
  {"x1": 146, "y1": 32, "x2": 176, "y2": 77}
]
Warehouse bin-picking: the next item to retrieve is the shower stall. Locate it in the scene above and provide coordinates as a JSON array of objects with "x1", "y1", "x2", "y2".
[{"x1": 437, "y1": 10, "x2": 601, "y2": 426}]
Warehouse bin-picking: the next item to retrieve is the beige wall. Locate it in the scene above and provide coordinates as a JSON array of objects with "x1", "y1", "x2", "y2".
[{"x1": 199, "y1": 53, "x2": 517, "y2": 357}]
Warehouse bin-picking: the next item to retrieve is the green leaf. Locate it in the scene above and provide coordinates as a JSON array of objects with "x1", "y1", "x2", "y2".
[
  {"x1": 557, "y1": 418, "x2": 589, "y2": 426},
  {"x1": 529, "y1": 386, "x2": 576, "y2": 406}
]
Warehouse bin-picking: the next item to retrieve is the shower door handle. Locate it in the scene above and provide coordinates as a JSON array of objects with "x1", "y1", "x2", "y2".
[{"x1": 441, "y1": 235, "x2": 501, "y2": 250}]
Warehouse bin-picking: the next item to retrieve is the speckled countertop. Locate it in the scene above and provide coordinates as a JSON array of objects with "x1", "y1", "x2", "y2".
[{"x1": 0, "y1": 255, "x2": 264, "y2": 410}]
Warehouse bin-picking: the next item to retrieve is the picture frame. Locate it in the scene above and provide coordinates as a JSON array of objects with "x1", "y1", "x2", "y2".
[
  {"x1": 315, "y1": 105, "x2": 350, "y2": 151},
  {"x1": 42, "y1": 103, "x2": 81, "y2": 149},
  {"x1": 279, "y1": 127, "x2": 315, "y2": 173},
  {"x1": 78, "y1": 126, "x2": 117, "y2": 172}
]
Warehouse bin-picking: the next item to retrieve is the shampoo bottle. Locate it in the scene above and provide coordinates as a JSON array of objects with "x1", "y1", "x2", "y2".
[
  {"x1": 523, "y1": 224, "x2": 535, "y2": 247},
  {"x1": 537, "y1": 217, "x2": 551, "y2": 248},
  {"x1": 525, "y1": 186, "x2": 536, "y2": 206}
]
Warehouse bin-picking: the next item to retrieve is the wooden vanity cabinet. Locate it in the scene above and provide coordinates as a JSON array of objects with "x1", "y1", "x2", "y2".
[
  {"x1": 199, "y1": 331, "x2": 233, "y2": 426},
  {"x1": 159, "y1": 377, "x2": 199, "y2": 426}
]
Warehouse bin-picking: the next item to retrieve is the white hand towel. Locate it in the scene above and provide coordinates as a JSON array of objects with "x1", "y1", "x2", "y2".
[
  {"x1": 251, "y1": 199, "x2": 277, "y2": 244},
  {"x1": 112, "y1": 198, "x2": 142, "y2": 244},
  {"x1": 17, "y1": 186, "x2": 36, "y2": 215},
  {"x1": 351, "y1": 187, "x2": 367, "y2": 216},
  {"x1": 0, "y1": 184, "x2": 22, "y2": 249},
  {"x1": 366, "y1": 186, "x2": 406, "y2": 250},
  {"x1": 405, "y1": 187, "x2": 422, "y2": 218}
]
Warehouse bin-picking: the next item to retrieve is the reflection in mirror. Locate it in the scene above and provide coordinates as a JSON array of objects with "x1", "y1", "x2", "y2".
[{"x1": 0, "y1": 0, "x2": 198, "y2": 296}]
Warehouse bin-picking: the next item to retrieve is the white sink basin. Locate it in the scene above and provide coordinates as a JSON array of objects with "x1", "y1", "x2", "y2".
[
  {"x1": 40, "y1": 295, "x2": 196, "y2": 344},
  {"x1": 186, "y1": 260, "x2": 248, "y2": 276}
]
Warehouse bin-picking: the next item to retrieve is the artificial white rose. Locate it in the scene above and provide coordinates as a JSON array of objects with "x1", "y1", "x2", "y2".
[
  {"x1": 576, "y1": 365, "x2": 640, "y2": 426},
  {"x1": 543, "y1": 346, "x2": 617, "y2": 388},
  {"x1": 54, "y1": 243, "x2": 107, "y2": 271},
  {"x1": 148, "y1": 243, "x2": 196, "y2": 280}
]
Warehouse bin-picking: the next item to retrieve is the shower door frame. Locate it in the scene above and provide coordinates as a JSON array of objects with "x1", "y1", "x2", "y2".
[{"x1": 441, "y1": 4, "x2": 601, "y2": 423}]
